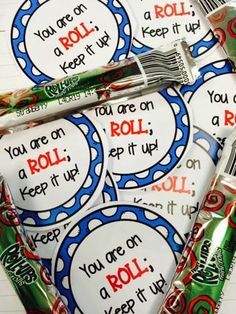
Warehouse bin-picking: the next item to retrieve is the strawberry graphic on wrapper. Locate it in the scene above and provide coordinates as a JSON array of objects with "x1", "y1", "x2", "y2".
[
  {"x1": 16, "y1": 232, "x2": 40, "y2": 261},
  {"x1": 0, "y1": 176, "x2": 40, "y2": 260},
  {"x1": 96, "y1": 67, "x2": 133, "y2": 100},
  {"x1": 0, "y1": 175, "x2": 70, "y2": 313},
  {"x1": 0, "y1": 93, "x2": 13, "y2": 116},
  {"x1": 0, "y1": 179, "x2": 20, "y2": 226},
  {"x1": 0, "y1": 205, "x2": 21, "y2": 226},
  {"x1": 52, "y1": 297, "x2": 70, "y2": 314},
  {"x1": 40, "y1": 265, "x2": 52, "y2": 285},
  {"x1": 0, "y1": 89, "x2": 39, "y2": 116},
  {"x1": 96, "y1": 88, "x2": 111, "y2": 100}
]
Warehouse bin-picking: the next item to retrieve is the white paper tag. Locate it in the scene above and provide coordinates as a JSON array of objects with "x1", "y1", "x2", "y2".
[
  {"x1": 52, "y1": 202, "x2": 185, "y2": 314},
  {"x1": 27, "y1": 171, "x2": 119, "y2": 271},
  {"x1": 180, "y1": 60, "x2": 236, "y2": 144},
  {"x1": 120, "y1": 127, "x2": 222, "y2": 238},
  {"x1": 4, "y1": 0, "x2": 133, "y2": 84},
  {"x1": 0, "y1": 113, "x2": 108, "y2": 230},
  {"x1": 88, "y1": 87, "x2": 192, "y2": 189},
  {"x1": 123, "y1": 0, "x2": 217, "y2": 58}
]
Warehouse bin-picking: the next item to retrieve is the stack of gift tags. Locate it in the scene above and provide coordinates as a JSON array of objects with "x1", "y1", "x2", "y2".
[{"x1": 0, "y1": 0, "x2": 236, "y2": 313}]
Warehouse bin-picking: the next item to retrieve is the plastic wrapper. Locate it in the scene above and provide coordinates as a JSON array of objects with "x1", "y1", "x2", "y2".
[
  {"x1": 0, "y1": 175, "x2": 70, "y2": 314},
  {"x1": 159, "y1": 127, "x2": 236, "y2": 313},
  {"x1": 0, "y1": 40, "x2": 198, "y2": 132},
  {"x1": 196, "y1": 0, "x2": 236, "y2": 66}
]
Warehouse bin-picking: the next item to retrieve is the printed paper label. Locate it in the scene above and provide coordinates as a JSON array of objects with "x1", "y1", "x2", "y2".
[
  {"x1": 88, "y1": 88, "x2": 192, "y2": 189},
  {"x1": 188, "y1": 74, "x2": 236, "y2": 142},
  {"x1": 28, "y1": 171, "x2": 119, "y2": 260},
  {"x1": 131, "y1": 0, "x2": 208, "y2": 45},
  {"x1": 124, "y1": 0, "x2": 216, "y2": 58},
  {"x1": 180, "y1": 60, "x2": 236, "y2": 146},
  {"x1": 53, "y1": 203, "x2": 184, "y2": 314},
  {"x1": 71, "y1": 222, "x2": 175, "y2": 313},
  {"x1": 120, "y1": 140, "x2": 218, "y2": 238},
  {"x1": 0, "y1": 114, "x2": 108, "y2": 228},
  {"x1": 8, "y1": 0, "x2": 132, "y2": 83}
]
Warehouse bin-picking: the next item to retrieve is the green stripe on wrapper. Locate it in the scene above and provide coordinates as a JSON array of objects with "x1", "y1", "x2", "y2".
[
  {"x1": 0, "y1": 40, "x2": 199, "y2": 131},
  {"x1": 159, "y1": 128, "x2": 236, "y2": 314},
  {"x1": 0, "y1": 176, "x2": 70, "y2": 314}
]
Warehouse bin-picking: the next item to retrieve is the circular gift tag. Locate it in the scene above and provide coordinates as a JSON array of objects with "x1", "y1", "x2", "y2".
[
  {"x1": 52, "y1": 202, "x2": 184, "y2": 314},
  {"x1": 124, "y1": 0, "x2": 217, "y2": 58},
  {"x1": 0, "y1": 113, "x2": 108, "y2": 229},
  {"x1": 180, "y1": 59, "x2": 236, "y2": 142},
  {"x1": 28, "y1": 170, "x2": 119, "y2": 274},
  {"x1": 120, "y1": 126, "x2": 222, "y2": 238},
  {"x1": 88, "y1": 87, "x2": 192, "y2": 189},
  {"x1": 11, "y1": 0, "x2": 132, "y2": 83}
]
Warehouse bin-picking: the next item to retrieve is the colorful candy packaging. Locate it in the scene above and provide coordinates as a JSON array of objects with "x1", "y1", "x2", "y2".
[
  {"x1": 0, "y1": 175, "x2": 70, "y2": 314},
  {"x1": 196, "y1": 0, "x2": 236, "y2": 66},
  {"x1": 159, "y1": 127, "x2": 236, "y2": 313},
  {"x1": 0, "y1": 40, "x2": 198, "y2": 131}
]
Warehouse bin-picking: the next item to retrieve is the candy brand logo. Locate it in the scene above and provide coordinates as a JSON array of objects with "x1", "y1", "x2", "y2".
[
  {"x1": 192, "y1": 239, "x2": 225, "y2": 285},
  {"x1": 45, "y1": 75, "x2": 80, "y2": 98},
  {"x1": 0, "y1": 243, "x2": 37, "y2": 286}
]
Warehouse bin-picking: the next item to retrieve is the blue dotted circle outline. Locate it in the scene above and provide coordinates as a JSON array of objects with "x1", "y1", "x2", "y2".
[
  {"x1": 180, "y1": 59, "x2": 234, "y2": 102},
  {"x1": 53, "y1": 203, "x2": 185, "y2": 313},
  {"x1": 11, "y1": 0, "x2": 132, "y2": 84},
  {"x1": 34, "y1": 172, "x2": 118, "y2": 276},
  {"x1": 114, "y1": 87, "x2": 191, "y2": 189},
  {"x1": 130, "y1": 30, "x2": 217, "y2": 58},
  {"x1": 18, "y1": 114, "x2": 106, "y2": 228},
  {"x1": 193, "y1": 126, "x2": 222, "y2": 166}
]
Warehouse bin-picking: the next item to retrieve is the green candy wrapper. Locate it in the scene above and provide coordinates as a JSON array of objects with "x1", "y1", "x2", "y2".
[
  {"x1": 159, "y1": 128, "x2": 236, "y2": 314},
  {"x1": 0, "y1": 175, "x2": 70, "y2": 314},
  {"x1": 197, "y1": 0, "x2": 236, "y2": 66},
  {"x1": 0, "y1": 40, "x2": 198, "y2": 131}
]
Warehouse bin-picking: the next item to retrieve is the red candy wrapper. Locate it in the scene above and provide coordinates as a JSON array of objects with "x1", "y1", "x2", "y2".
[
  {"x1": 197, "y1": 0, "x2": 236, "y2": 66},
  {"x1": 159, "y1": 127, "x2": 236, "y2": 313},
  {"x1": 0, "y1": 175, "x2": 70, "y2": 313}
]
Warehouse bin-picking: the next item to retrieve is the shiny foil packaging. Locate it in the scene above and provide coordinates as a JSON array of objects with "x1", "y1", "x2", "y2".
[
  {"x1": 0, "y1": 40, "x2": 198, "y2": 131},
  {"x1": 197, "y1": 0, "x2": 236, "y2": 66},
  {"x1": 159, "y1": 128, "x2": 236, "y2": 313},
  {"x1": 0, "y1": 176, "x2": 70, "y2": 314}
]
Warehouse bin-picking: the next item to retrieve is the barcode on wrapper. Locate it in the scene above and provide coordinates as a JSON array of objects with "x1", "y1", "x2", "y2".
[
  {"x1": 198, "y1": 0, "x2": 228, "y2": 15},
  {"x1": 137, "y1": 41, "x2": 196, "y2": 86}
]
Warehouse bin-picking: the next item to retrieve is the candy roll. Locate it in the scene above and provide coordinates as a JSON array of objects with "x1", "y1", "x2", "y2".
[
  {"x1": 159, "y1": 127, "x2": 236, "y2": 314},
  {"x1": 196, "y1": 0, "x2": 236, "y2": 66},
  {"x1": 0, "y1": 40, "x2": 198, "y2": 131},
  {"x1": 0, "y1": 175, "x2": 70, "y2": 314}
]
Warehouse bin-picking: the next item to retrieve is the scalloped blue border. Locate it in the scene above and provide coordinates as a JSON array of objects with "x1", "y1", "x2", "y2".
[
  {"x1": 18, "y1": 114, "x2": 106, "y2": 228},
  {"x1": 11, "y1": 0, "x2": 132, "y2": 84},
  {"x1": 130, "y1": 29, "x2": 217, "y2": 58},
  {"x1": 53, "y1": 203, "x2": 185, "y2": 313},
  {"x1": 35, "y1": 171, "x2": 118, "y2": 276},
  {"x1": 115, "y1": 88, "x2": 191, "y2": 189}
]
